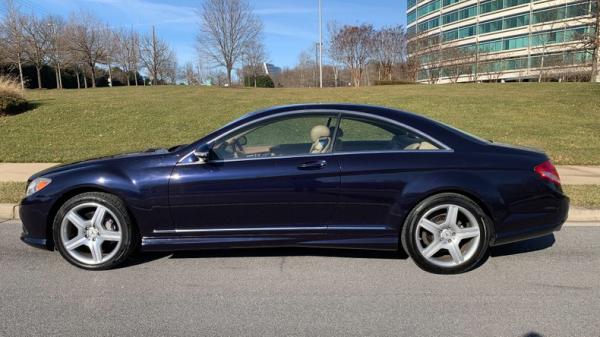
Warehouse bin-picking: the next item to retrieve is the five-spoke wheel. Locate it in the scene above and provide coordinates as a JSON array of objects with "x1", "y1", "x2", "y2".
[
  {"x1": 402, "y1": 193, "x2": 490, "y2": 274},
  {"x1": 53, "y1": 192, "x2": 136, "y2": 270}
]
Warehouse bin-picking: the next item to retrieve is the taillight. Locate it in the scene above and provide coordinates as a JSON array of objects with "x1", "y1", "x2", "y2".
[{"x1": 534, "y1": 160, "x2": 561, "y2": 186}]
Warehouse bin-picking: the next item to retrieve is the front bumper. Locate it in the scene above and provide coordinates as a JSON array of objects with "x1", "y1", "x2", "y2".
[{"x1": 19, "y1": 197, "x2": 54, "y2": 250}]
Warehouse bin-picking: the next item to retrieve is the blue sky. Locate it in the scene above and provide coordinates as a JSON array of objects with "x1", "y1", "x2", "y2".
[{"x1": 20, "y1": 0, "x2": 407, "y2": 68}]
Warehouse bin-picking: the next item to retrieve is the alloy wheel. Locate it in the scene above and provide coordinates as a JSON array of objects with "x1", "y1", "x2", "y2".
[
  {"x1": 414, "y1": 204, "x2": 481, "y2": 268},
  {"x1": 59, "y1": 202, "x2": 123, "y2": 265}
]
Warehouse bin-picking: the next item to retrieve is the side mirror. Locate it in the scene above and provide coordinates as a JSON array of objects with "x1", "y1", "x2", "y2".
[{"x1": 193, "y1": 144, "x2": 213, "y2": 164}]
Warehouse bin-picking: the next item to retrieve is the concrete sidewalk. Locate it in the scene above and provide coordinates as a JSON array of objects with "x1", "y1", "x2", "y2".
[
  {"x1": 1, "y1": 163, "x2": 599, "y2": 185},
  {"x1": 557, "y1": 165, "x2": 600, "y2": 185},
  {"x1": 0, "y1": 163, "x2": 58, "y2": 182}
]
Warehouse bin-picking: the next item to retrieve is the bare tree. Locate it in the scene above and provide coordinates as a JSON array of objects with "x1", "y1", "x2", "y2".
[
  {"x1": 1, "y1": 0, "x2": 26, "y2": 89},
  {"x1": 242, "y1": 39, "x2": 266, "y2": 87},
  {"x1": 409, "y1": 32, "x2": 443, "y2": 84},
  {"x1": 22, "y1": 14, "x2": 52, "y2": 89},
  {"x1": 442, "y1": 44, "x2": 476, "y2": 84},
  {"x1": 115, "y1": 28, "x2": 141, "y2": 86},
  {"x1": 197, "y1": 0, "x2": 263, "y2": 86},
  {"x1": 371, "y1": 25, "x2": 406, "y2": 81},
  {"x1": 47, "y1": 15, "x2": 67, "y2": 89},
  {"x1": 140, "y1": 26, "x2": 175, "y2": 85},
  {"x1": 182, "y1": 62, "x2": 200, "y2": 85},
  {"x1": 329, "y1": 24, "x2": 375, "y2": 87},
  {"x1": 69, "y1": 13, "x2": 110, "y2": 88},
  {"x1": 399, "y1": 56, "x2": 420, "y2": 82},
  {"x1": 576, "y1": 0, "x2": 600, "y2": 82}
]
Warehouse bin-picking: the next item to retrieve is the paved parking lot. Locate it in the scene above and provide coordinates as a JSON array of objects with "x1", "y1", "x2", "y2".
[{"x1": 1, "y1": 219, "x2": 599, "y2": 337}]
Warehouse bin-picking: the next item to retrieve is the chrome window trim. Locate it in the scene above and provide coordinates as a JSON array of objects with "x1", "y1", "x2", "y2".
[{"x1": 177, "y1": 109, "x2": 454, "y2": 166}]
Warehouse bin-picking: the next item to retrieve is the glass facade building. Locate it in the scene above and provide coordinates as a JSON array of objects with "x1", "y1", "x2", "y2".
[{"x1": 407, "y1": 0, "x2": 596, "y2": 83}]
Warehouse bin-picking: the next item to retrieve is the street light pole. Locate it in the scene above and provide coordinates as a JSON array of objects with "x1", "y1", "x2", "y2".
[{"x1": 318, "y1": 0, "x2": 323, "y2": 88}]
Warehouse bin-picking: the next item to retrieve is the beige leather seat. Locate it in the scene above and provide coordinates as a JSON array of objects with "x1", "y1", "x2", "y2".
[
  {"x1": 404, "y1": 141, "x2": 439, "y2": 150},
  {"x1": 310, "y1": 125, "x2": 331, "y2": 154}
]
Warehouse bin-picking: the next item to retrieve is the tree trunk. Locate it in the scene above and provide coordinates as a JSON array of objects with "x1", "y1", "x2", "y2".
[
  {"x1": 55, "y1": 68, "x2": 59, "y2": 89},
  {"x1": 538, "y1": 56, "x2": 544, "y2": 82},
  {"x1": 591, "y1": 6, "x2": 600, "y2": 83},
  {"x1": 107, "y1": 59, "x2": 113, "y2": 87},
  {"x1": 17, "y1": 55, "x2": 25, "y2": 90},
  {"x1": 75, "y1": 68, "x2": 81, "y2": 89},
  {"x1": 57, "y1": 63, "x2": 63, "y2": 89},
  {"x1": 36, "y1": 66, "x2": 42, "y2": 89},
  {"x1": 226, "y1": 65, "x2": 233, "y2": 86},
  {"x1": 592, "y1": 46, "x2": 600, "y2": 82},
  {"x1": 83, "y1": 67, "x2": 88, "y2": 89},
  {"x1": 134, "y1": 69, "x2": 139, "y2": 86},
  {"x1": 90, "y1": 64, "x2": 96, "y2": 88}
]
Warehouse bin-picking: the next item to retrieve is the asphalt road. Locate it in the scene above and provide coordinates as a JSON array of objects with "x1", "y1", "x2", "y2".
[{"x1": 1, "y1": 220, "x2": 599, "y2": 337}]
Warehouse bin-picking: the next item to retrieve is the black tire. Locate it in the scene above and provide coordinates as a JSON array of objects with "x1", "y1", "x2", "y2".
[
  {"x1": 401, "y1": 193, "x2": 491, "y2": 274},
  {"x1": 52, "y1": 192, "x2": 137, "y2": 270}
]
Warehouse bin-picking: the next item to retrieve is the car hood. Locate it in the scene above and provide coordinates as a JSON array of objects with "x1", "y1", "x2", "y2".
[{"x1": 28, "y1": 148, "x2": 170, "y2": 181}]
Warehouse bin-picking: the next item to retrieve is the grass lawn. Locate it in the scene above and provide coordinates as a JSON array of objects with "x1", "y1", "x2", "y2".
[
  {"x1": 0, "y1": 83, "x2": 599, "y2": 164},
  {"x1": 0, "y1": 182, "x2": 24, "y2": 204},
  {"x1": 562, "y1": 185, "x2": 600, "y2": 209},
  {"x1": 0, "y1": 182, "x2": 597, "y2": 209}
]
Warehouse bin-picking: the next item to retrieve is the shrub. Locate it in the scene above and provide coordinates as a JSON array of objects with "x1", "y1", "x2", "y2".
[
  {"x1": 0, "y1": 76, "x2": 28, "y2": 115},
  {"x1": 244, "y1": 75, "x2": 275, "y2": 88},
  {"x1": 373, "y1": 80, "x2": 417, "y2": 86}
]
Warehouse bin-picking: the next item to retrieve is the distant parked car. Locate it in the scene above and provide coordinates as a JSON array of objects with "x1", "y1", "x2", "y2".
[{"x1": 20, "y1": 104, "x2": 568, "y2": 274}]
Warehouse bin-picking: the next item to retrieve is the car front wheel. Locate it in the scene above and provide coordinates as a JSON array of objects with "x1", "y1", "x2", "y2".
[
  {"x1": 53, "y1": 192, "x2": 136, "y2": 270},
  {"x1": 401, "y1": 193, "x2": 491, "y2": 274}
]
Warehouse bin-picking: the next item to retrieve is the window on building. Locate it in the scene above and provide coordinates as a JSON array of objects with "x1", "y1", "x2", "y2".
[
  {"x1": 480, "y1": 0, "x2": 503, "y2": 14},
  {"x1": 458, "y1": 25, "x2": 477, "y2": 38},
  {"x1": 503, "y1": 14, "x2": 529, "y2": 29},
  {"x1": 480, "y1": 19, "x2": 502, "y2": 34},
  {"x1": 417, "y1": 0, "x2": 440, "y2": 17},
  {"x1": 504, "y1": 35, "x2": 528, "y2": 50},
  {"x1": 408, "y1": 10, "x2": 417, "y2": 24}
]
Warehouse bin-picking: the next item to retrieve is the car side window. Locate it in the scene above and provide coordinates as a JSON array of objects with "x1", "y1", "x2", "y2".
[
  {"x1": 333, "y1": 117, "x2": 441, "y2": 153},
  {"x1": 212, "y1": 114, "x2": 339, "y2": 160}
]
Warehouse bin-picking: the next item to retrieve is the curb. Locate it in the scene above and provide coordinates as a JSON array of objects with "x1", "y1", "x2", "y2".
[
  {"x1": 567, "y1": 207, "x2": 600, "y2": 223},
  {"x1": 1, "y1": 203, "x2": 599, "y2": 223},
  {"x1": 0, "y1": 204, "x2": 20, "y2": 220}
]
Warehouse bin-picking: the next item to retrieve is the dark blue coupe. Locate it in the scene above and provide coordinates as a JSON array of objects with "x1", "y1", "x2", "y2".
[{"x1": 20, "y1": 104, "x2": 568, "y2": 273}]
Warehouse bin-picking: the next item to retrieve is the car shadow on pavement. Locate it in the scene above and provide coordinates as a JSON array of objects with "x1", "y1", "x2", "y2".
[
  {"x1": 489, "y1": 234, "x2": 555, "y2": 257},
  {"x1": 121, "y1": 247, "x2": 409, "y2": 268},
  {"x1": 121, "y1": 235, "x2": 554, "y2": 269},
  {"x1": 170, "y1": 247, "x2": 409, "y2": 260}
]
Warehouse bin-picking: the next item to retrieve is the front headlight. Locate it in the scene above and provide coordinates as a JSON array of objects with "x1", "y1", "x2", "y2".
[{"x1": 26, "y1": 178, "x2": 52, "y2": 197}]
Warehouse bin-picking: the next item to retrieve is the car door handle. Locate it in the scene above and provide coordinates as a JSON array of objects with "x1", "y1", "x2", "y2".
[{"x1": 297, "y1": 160, "x2": 327, "y2": 170}]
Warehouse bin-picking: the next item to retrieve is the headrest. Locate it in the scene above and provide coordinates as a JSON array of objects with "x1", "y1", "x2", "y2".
[{"x1": 310, "y1": 125, "x2": 331, "y2": 142}]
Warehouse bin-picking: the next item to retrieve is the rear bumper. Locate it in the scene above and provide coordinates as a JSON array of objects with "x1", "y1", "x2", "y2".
[{"x1": 490, "y1": 194, "x2": 569, "y2": 246}]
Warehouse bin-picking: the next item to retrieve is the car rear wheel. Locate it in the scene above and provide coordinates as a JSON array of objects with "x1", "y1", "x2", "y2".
[
  {"x1": 401, "y1": 193, "x2": 491, "y2": 274},
  {"x1": 53, "y1": 192, "x2": 136, "y2": 270}
]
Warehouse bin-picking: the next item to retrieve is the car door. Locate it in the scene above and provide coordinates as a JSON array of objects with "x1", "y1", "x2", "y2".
[
  {"x1": 330, "y1": 114, "x2": 449, "y2": 242},
  {"x1": 168, "y1": 113, "x2": 341, "y2": 238}
]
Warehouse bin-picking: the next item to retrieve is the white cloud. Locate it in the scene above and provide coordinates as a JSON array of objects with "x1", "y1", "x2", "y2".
[{"x1": 82, "y1": 0, "x2": 197, "y2": 27}]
